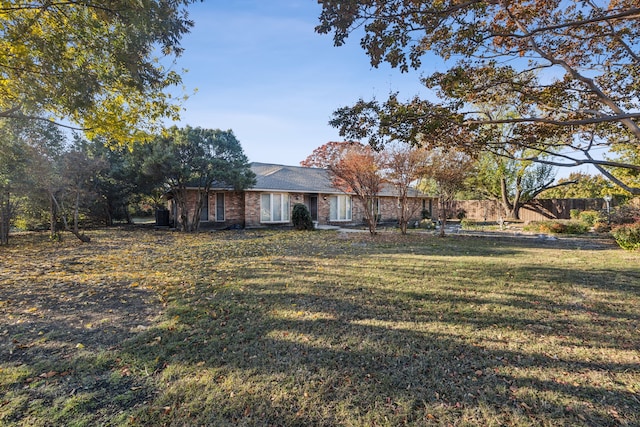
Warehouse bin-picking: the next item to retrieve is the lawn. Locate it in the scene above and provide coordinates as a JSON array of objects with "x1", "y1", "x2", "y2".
[{"x1": 1, "y1": 228, "x2": 638, "y2": 426}]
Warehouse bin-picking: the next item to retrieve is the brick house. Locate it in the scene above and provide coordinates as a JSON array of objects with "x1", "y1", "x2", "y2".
[{"x1": 167, "y1": 162, "x2": 433, "y2": 229}]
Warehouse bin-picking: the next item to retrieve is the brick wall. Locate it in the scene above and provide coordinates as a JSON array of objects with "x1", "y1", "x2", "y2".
[
  {"x1": 182, "y1": 189, "x2": 431, "y2": 228},
  {"x1": 244, "y1": 192, "x2": 262, "y2": 227}
]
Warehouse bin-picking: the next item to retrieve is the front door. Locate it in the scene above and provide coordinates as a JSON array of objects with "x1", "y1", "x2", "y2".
[{"x1": 305, "y1": 195, "x2": 318, "y2": 222}]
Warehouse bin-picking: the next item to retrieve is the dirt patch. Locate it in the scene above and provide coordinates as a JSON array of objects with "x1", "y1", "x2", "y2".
[{"x1": 1, "y1": 279, "x2": 162, "y2": 365}]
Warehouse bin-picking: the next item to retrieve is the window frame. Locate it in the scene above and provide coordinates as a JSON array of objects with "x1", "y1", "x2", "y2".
[
  {"x1": 329, "y1": 195, "x2": 352, "y2": 222},
  {"x1": 260, "y1": 193, "x2": 290, "y2": 223},
  {"x1": 215, "y1": 192, "x2": 225, "y2": 222},
  {"x1": 199, "y1": 192, "x2": 209, "y2": 222}
]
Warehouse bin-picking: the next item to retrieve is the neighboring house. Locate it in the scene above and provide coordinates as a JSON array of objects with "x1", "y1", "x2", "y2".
[{"x1": 167, "y1": 162, "x2": 433, "y2": 229}]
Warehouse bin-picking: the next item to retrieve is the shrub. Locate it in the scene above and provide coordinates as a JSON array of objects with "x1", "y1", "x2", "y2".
[
  {"x1": 578, "y1": 210, "x2": 603, "y2": 227},
  {"x1": 524, "y1": 220, "x2": 587, "y2": 234},
  {"x1": 549, "y1": 222, "x2": 567, "y2": 234},
  {"x1": 570, "y1": 209, "x2": 581, "y2": 220},
  {"x1": 611, "y1": 222, "x2": 640, "y2": 250},
  {"x1": 291, "y1": 203, "x2": 314, "y2": 230},
  {"x1": 419, "y1": 218, "x2": 435, "y2": 229},
  {"x1": 564, "y1": 222, "x2": 589, "y2": 234},
  {"x1": 460, "y1": 218, "x2": 479, "y2": 230},
  {"x1": 610, "y1": 203, "x2": 640, "y2": 225},
  {"x1": 593, "y1": 221, "x2": 611, "y2": 233}
]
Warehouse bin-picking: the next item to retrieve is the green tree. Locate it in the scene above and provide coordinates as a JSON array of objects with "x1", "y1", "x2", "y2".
[
  {"x1": 0, "y1": 0, "x2": 194, "y2": 143},
  {"x1": 467, "y1": 152, "x2": 564, "y2": 220},
  {"x1": 142, "y1": 126, "x2": 256, "y2": 232},
  {"x1": 0, "y1": 125, "x2": 28, "y2": 244},
  {"x1": 317, "y1": 1, "x2": 640, "y2": 193},
  {"x1": 540, "y1": 172, "x2": 628, "y2": 200},
  {"x1": 0, "y1": 117, "x2": 69, "y2": 243}
]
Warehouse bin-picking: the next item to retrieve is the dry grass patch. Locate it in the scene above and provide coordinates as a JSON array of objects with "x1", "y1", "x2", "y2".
[{"x1": 1, "y1": 228, "x2": 638, "y2": 426}]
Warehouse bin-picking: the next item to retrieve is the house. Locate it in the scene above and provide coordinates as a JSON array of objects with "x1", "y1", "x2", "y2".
[{"x1": 168, "y1": 162, "x2": 433, "y2": 229}]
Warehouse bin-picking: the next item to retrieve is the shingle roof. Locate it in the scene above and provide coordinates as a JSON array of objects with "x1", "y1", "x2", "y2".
[
  {"x1": 249, "y1": 162, "x2": 342, "y2": 194},
  {"x1": 248, "y1": 163, "x2": 429, "y2": 198}
]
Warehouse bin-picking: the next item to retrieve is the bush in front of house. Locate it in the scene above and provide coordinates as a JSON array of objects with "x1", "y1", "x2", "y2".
[
  {"x1": 292, "y1": 203, "x2": 314, "y2": 230},
  {"x1": 611, "y1": 222, "x2": 640, "y2": 250}
]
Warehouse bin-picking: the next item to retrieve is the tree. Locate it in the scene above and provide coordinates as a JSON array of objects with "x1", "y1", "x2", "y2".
[
  {"x1": 1, "y1": 0, "x2": 194, "y2": 143},
  {"x1": 142, "y1": 126, "x2": 256, "y2": 232},
  {"x1": 383, "y1": 144, "x2": 428, "y2": 234},
  {"x1": 328, "y1": 146, "x2": 384, "y2": 234},
  {"x1": 300, "y1": 141, "x2": 366, "y2": 168},
  {"x1": 540, "y1": 172, "x2": 629, "y2": 200},
  {"x1": 0, "y1": 116, "x2": 70, "y2": 243},
  {"x1": 0, "y1": 125, "x2": 28, "y2": 244},
  {"x1": 421, "y1": 149, "x2": 474, "y2": 237},
  {"x1": 465, "y1": 152, "x2": 558, "y2": 220},
  {"x1": 49, "y1": 149, "x2": 106, "y2": 242},
  {"x1": 317, "y1": 1, "x2": 640, "y2": 193}
]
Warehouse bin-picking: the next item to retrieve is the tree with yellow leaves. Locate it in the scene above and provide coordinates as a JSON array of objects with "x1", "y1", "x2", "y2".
[{"x1": 0, "y1": 0, "x2": 195, "y2": 143}]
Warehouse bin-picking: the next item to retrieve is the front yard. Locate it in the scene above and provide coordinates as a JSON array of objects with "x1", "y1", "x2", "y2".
[{"x1": 1, "y1": 228, "x2": 638, "y2": 426}]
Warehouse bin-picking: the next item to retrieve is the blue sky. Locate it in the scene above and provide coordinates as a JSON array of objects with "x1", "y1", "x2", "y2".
[{"x1": 170, "y1": 0, "x2": 440, "y2": 166}]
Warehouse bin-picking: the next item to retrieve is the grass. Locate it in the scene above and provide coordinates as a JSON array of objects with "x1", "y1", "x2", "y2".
[{"x1": 1, "y1": 227, "x2": 639, "y2": 426}]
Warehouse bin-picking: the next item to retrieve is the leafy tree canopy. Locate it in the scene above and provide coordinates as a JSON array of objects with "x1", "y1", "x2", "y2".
[
  {"x1": 0, "y1": 0, "x2": 195, "y2": 143},
  {"x1": 540, "y1": 172, "x2": 630, "y2": 200},
  {"x1": 141, "y1": 126, "x2": 256, "y2": 232},
  {"x1": 317, "y1": 0, "x2": 640, "y2": 193},
  {"x1": 300, "y1": 141, "x2": 366, "y2": 168}
]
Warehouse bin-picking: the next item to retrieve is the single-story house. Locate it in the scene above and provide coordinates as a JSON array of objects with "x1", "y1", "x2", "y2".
[{"x1": 168, "y1": 162, "x2": 434, "y2": 229}]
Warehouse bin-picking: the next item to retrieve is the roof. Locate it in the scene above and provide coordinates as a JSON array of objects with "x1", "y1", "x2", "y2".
[
  {"x1": 248, "y1": 163, "x2": 429, "y2": 198},
  {"x1": 249, "y1": 162, "x2": 340, "y2": 194}
]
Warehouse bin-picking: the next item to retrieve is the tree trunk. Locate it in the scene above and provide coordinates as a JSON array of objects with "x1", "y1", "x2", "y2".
[
  {"x1": 50, "y1": 196, "x2": 60, "y2": 241},
  {"x1": 499, "y1": 176, "x2": 522, "y2": 220},
  {"x1": 439, "y1": 198, "x2": 447, "y2": 237},
  {"x1": 0, "y1": 189, "x2": 10, "y2": 245},
  {"x1": 50, "y1": 192, "x2": 90, "y2": 243},
  {"x1": 398, "y1": 195, "x2": 408, "y2": 235},
  {"x1": 363, "y1": 197, "x2": 378, "y2": 235},
  {"x1": 190, "y1": 191, "x2": 204, "y2": 233}
]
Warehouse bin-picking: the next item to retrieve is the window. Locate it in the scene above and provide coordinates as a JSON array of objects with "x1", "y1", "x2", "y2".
[
  {"x1": 261, "y1": 193, "x2": 290, "y2": 223},
  {"x1": 329, "y1": 195, "x2": 352, "y2": 221},
  {"x1": 215, "y1": 193, "x2": 225, "y2": 222},
  {"x1": 199, "y1": 192, "x2": 209, "y2": 221}
]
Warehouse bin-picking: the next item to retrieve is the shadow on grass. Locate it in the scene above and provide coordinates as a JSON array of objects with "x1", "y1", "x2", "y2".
[
  {"x1": 117, "y1": 257, "x2": 639, "y2": 425},
  {"x1": 1, "y1": 230, "x2": 637, "y2": 426}
]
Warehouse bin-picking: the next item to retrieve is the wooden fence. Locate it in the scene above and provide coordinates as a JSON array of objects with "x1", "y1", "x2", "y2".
[{"x1": 450, "y1": 199, "x2": 609, "y2": 223}]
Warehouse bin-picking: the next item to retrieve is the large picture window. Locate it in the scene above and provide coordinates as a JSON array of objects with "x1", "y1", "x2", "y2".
[
  {"x1": 261, "y1": 193, "x2": 290, "y2": 223},
  {"x1": 329, "y1": 195, "x2": 352, "y2": 221}
]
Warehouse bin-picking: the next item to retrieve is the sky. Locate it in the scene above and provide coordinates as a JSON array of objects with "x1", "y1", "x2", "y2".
[{"x1": 169, "y1": 0, "x2": 442, "y2": 166}]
